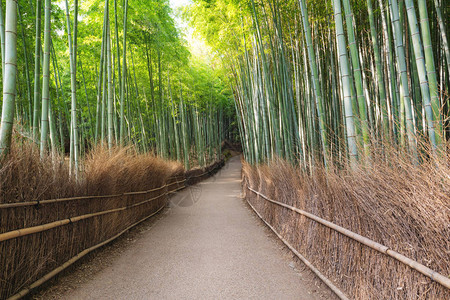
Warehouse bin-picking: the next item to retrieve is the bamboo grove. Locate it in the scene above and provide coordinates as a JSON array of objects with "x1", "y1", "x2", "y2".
[
  {"x1": 188, "y1": 0, "x2": 449, "y2": 168},
  {"x1": 0, "y1": 0, "x2": 237, "y2": 173}
]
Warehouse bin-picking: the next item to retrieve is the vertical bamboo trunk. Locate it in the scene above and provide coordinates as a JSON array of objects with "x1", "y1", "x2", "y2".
[
  {"x1": 79, "y1": 59, "x2": 93, "y2": 139},
  {"x1": 0, "y1": 0, "x2": 18, "y2": 156},
  {"x1": 106, "y1": 0, "x2": 114, "y2": 149},
  {"x1": 48, "y1": 97, "x2": 58, "y2": 155},
  {"x1": 64, "y1": 0, "x2": 79, "y2": 176},
  {"x1": 120, "y1": 0, "x2": 128, "y2": 145},
  {"x1": 404, "y1": 0, "x2": 437, "y2": 151},
  {"x1": 18, "y1": 5, "x2": 33, "y2": 126},
  {"x1": 367, "y1": 0, "x2": 390, "y2": 140},
  {"x1": 180, "y1": 87, "x2": 190, "y2": 169},
  {"x1": 333, "y1": 0, "x2": 358, "y2": 167},
  {"x1": 0, "y1": 1, "x2": 5, "y2": 76},
  {"x1": 32, "y1": 0, "x2": 42, "y2": 141},
  {"x1": 388, "y1": 0, "x2": 418, "y2": 160},
  {"x1": 95, "y1": 12, "x2": 107, "y2": 142},
  {"x1": 418, "y1": 0, "x2": 442, "y2": 146},
  {"x1": 298, "y1": 0, "x2": 329, "y2": 167},
  {"x1": 433, "y1": 0, "x2": 449, "y2": 76},
  {"x1": 40, "y1": 0, "x2": 51, "y2": 157},
  {"x1": 342, "y1": 0, "x2": 370, "y2": 156}
]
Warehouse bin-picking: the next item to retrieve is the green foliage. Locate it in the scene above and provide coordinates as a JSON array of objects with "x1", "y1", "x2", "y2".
[{"x1": 1, "y1": 0, "x2": 236, "y2": 165}]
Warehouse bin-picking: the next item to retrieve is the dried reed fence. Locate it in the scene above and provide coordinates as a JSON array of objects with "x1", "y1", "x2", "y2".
[
  {"x1": 0, "y1": 141, "x2": 224, "y2": 299},
  {"x1": 242, "y1": 155, "x2": 450, "y2": 300}
]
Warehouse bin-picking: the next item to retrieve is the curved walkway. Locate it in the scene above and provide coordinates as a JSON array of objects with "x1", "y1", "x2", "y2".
[{"x1": 62, "y1": 156, "x2": 330, "y2": 299}]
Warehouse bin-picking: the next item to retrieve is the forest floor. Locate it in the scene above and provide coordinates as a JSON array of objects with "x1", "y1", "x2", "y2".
[{"x1": 33, "y1": 156, "x2": 334, "y2": 300}]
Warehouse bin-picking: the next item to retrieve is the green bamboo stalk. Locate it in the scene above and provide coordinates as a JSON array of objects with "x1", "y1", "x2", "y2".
[
  {"x1": 404, "y1": 0, "x2": 437, "y2": 151},
  {"x1": 79, "y1": 59, "x2": 93, "y2": 140},
  {"x1": 367, "y1": 0, "x2": 390, "y2": 140},
  {"x1": 342, "y1": 0, "x2": 370, "y2": 156},
  {"x1": 388, "y1": 0, "x2": 418, "y2": 159},
  {"x1": 298, "y1": 0, "x2": 329, "y2": 167},
  {"x1": 64, "y1": 0, "x2": 79, "y2": 176},
  {"x1": 101, "y1": 45, "x2": 107, "y2": 142},
  {"x1": 0, "y1": 1, "x2": 5, "y2": 77},
  {"x1": 333, "y1": 0, "x2": 358, "y2": 166},
  {"x1": 433, "y1": 0, "x2": 449, "y2": 76},
  {"x1": 180, "y1": 89, "x2": 190, "y2": 169},
  {"x1": 0, "y1": 0, "x2": 18, "y2": 156},
  {"x1": 95, "y1": 12, "x2": 107, "y2": 141},
  {"x1": 378, "y1": 0, "x2": 397, "y2": 142},
  {"x1": 383, "y1": 0, "x2": 400, "y2": 143},
  {"x1": 39, "y1": 0, "x2": 51, "y2": 157},
  {"x1": 18, "y1": 4, "x2": 32, "y2": 126},
  {"x1": 418, "y1": 0, "x2": 442, "y2": 146},
  {"x1": 120, "y1": 0, "x2": 128, "y2": 145},
  {"x1": 168, "y1": 74, "x2": 181, "y2": 161},
  {"x1": 106, "y1": 0, "x2": 114, "y2": 149},
  {"x1": 48, "y1": 96, "x2": 58, "y2": 155},
  {"x1": 32, "y1": 0, "x2": 41, "y2": 141},
  {"x1": 114, "y1": 0, "x2": 121, "y2": 99},
  {"x1": 73, "y1": 0, "x2": 78, "y2": 79}
]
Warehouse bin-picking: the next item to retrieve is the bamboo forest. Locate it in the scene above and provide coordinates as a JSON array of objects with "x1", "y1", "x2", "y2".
[{"x1": 0, "y1": 0, "x2": 449, "y2": 299}]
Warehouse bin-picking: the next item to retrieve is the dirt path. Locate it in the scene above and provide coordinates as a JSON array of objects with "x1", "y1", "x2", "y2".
[{"x1": 42, "y1": 156, "x2": 333, "y2": 300}]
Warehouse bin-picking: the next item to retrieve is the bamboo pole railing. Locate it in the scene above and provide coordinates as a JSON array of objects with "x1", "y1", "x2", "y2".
[
  {"x1": 1, "y1": 159, "x2": 224, "y2": 299},
  {"x1": 0, "y1": 178, "x2": 186, "y2": 209},
  {"x1": 246, "y1": 186, "x2": 450, "y2": 290},
  {"x1": 7, "y1": 204, "x2": 167, "y2": 300},
  {"x1": 0, "y1": 161, "x2": 217, "y2": 210},
  {"x1": 0, "y1": 192, "x2": 165, "y2": 242},
  {"x1": 246, "y1": 198, "x2": 349, "y2": 300}
]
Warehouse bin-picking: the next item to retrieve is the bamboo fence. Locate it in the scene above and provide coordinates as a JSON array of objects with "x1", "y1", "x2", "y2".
[{"x1": 0, "y1": 159, "x2": 224, "y2": 299}]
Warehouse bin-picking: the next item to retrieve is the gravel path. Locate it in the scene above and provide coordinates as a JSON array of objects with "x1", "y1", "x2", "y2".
[{"x1": 45, "y1": 156, "x2": 333, "y2": 300}]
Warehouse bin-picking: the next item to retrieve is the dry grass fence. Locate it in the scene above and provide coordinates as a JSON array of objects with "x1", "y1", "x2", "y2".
[
  {"x1": 0, "y1": 140, "x2": 224, "y2": 299},
  {"x1": 242, "y1": 152, "x2": 450, "y2": 299}
]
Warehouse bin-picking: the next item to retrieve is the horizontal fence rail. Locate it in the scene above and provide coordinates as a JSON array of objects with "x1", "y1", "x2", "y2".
[
  {"x1": 0, "y1": 179, "x2": 187, "y2": 210},
  {"x1": 1, "y1": 159, "x2": 224, "y2": 300},
  {"x1": 7, "y1": 204, "x2": 167, "y2": 300},
  {"x1": 245, "y1": 198, "x2": 349, "y2": 300},
  {"x1": 0, "y1": 193, "x2": 168, "y2": 242},
  {"x1": 246, "y1": 186, "x2": 450, "y2": 290}
]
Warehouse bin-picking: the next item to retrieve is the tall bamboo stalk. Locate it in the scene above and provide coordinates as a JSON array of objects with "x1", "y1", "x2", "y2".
[
  {"x1": 333, "y1": 0, "x2": 358, "y2": 167},
  {"x1": 298, "y1": 0, "x2": 329, "y2": 166},
  {"x1": 388, "y1": 0, "x2": 418, "y2": 159},
  {"x1": 0, "y1": 0, "x2": 18, "y2": 156},
  {"x1": 404, "y1": 0, "x2": 437, "y2": 151},
  {"x1": 106, "y1": 0, "x2": 114, "y2": 149},
  {"x1": 433, "y1": 0, "x2": 449, "y2": 76},
  {"x1": 418, "y1": 0, "x2": 442, "y2": 146},
  {"x1": 120, "y1": 0, "x2": 128, "y2": 145},
  {"x1": 64, "y1": 0, "x2": 79, "y2": 176},
  {"x1": 0, "y1": 1, "x2": 5, "y2": 79},
  {"x1": 32, "y1": 0, "x2": 42, "y2": 141},
  {"x1": 342, "y1": 0, "x2": 370, "y2": 156},
  {"x1": 367, "y1": 0, "x2": 390, "y2": 140},
  {"x1": 39, "y1": 0, "x2": 51, "y2": 157}
]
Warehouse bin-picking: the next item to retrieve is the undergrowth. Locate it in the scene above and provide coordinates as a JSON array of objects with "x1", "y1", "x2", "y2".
[
  {"x1": 0, "y1": 137, "x2": 184, "y2": 299},
  {"x1": 0, "y1": 138, "x2": 183, "y2": 205},
  {"x1": 242, "y1": 146, "x2": 450, "y2": 299}
]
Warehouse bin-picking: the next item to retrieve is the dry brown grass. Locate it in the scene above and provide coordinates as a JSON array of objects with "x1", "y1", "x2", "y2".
[
  {"x1": 0, "y1": 139, "x2": 184, "y2": 299},
  {"x1": 0, "y1": 137, "x2": 78, "y2": 205},
  {"x1": 242, "y1": 148, "x2": 450, "y2": 299},
  {"x1": 84, "y1": 146, "x2": 183, "y2": 196}
]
